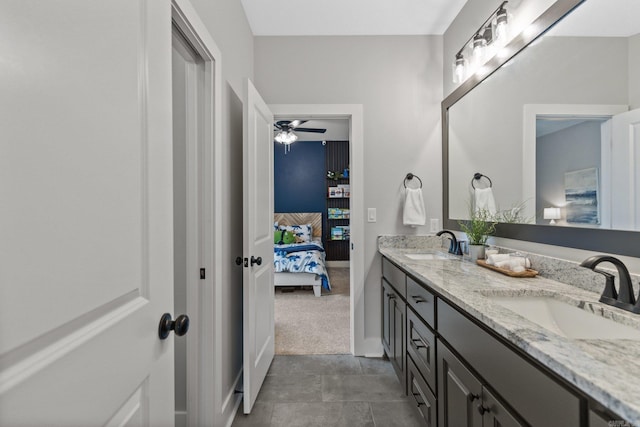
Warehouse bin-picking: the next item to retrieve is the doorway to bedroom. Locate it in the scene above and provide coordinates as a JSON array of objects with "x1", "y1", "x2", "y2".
[{"x1": 273, "y1": 119, "x2": 351, "y2": 355}]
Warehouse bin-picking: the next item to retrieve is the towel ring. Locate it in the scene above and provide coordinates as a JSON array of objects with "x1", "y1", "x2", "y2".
[
  {"x1": 404, "y1": 173, "x2": 423, "y2": 189},
  {"x1": 471, "y1": 172, "x2": 492, "y2": 189}
]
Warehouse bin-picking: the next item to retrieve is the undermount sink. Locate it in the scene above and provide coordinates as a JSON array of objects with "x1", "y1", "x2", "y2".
[
  {"x1": 405, "y1": 252, "x2": 454, "y2": 261},
  {"x1": 491, "y1": 296, "x2": 640, "y2": 340}
]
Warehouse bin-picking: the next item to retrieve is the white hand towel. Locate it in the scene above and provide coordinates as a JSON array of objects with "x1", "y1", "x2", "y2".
[
  {"x1": 403, "y1": 187, "x2": 426, "y2": 226},
  {"x1": 486, "y1": 253, "x2": 510, "y2": 266},
  {"x1": 474, "y1": 187, "x2": 497, "y2": 215}
]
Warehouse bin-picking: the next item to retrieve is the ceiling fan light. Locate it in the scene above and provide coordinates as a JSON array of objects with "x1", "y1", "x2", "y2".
[{"x1": 275, "y1": 130, "x2": 298, "y2": 144}]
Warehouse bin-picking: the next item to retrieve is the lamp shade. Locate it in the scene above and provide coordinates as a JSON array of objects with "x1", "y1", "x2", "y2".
[{"x1": 543, "y1": 207, "x2": 561, "y2": 224}]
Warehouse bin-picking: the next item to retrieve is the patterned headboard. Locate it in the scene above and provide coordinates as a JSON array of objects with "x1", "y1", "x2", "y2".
[{"x1": 274, "y1": 212, "x2": 322, "y2": 239}]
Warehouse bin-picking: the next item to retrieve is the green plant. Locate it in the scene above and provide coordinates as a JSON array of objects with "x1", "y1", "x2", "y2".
[{"x1": 458, "y1": 208, "x2": 497, "y2": 245}]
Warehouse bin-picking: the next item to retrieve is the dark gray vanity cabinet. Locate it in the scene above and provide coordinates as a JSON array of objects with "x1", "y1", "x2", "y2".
[
  {"x1": 437, "y1": 340, "x2": 483, "y2": 427},
  {"x1": 382, "y1": 258, "x2": 407, "y2": 391},
  {"x1": 438, "y1": 299, "x2": 581, "y2": 427},
  {"x1": 437, "y1": 340, "x2": 524, "y2": 427},
  {"x1": 408, "y1": 354, "x2": 437, "y2": 426}
]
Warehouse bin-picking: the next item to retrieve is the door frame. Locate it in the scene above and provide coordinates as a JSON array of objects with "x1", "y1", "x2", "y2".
[
  {"x1": 269, "y1": 104, "x2": 366, "y2": 355},
  {"x1": 171, "y1": 1, "x2": 223, "y2": 425}
]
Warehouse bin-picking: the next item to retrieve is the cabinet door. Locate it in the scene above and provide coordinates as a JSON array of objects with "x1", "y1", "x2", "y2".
[
  {"x1": 392, "y1": 294, "x2": 405, "y2": 386},
  {"x1": 382, "y1": 279, "x2": 392, "y2": 356},
  {"x1": 438, "y1": 340, "x2": 483, "y2": 427},
  {"x1": 481, "y1": 388, "x2": 526, "y2": 427}
]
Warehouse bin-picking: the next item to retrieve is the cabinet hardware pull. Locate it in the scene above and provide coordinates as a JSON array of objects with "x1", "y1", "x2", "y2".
[
  {"x1": 411, "y1": 338, "x2": 427, "y2": 349},
  {"x1": 477, "y1": 404, "x2": 489, "y2": 415},
  {"x1": 411, "y1": 295, "x2": 427, "y2": 303},
  {"x1": 388, "y1": 294, "x2": 396, "y2": 299},
  {"x1": 412, "y1": 392, "x2": 426, "y2": 407},
  {"x1": 468, "y1": 393, "x2": 480, "y2": 402}
]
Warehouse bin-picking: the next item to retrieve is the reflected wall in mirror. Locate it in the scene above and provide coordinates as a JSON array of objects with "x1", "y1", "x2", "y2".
[{"x1": 447, "y1": 0, "x2": 640, "y2": 233}]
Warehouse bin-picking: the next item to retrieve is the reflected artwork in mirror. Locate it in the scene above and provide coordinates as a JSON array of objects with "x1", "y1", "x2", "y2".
[{"x1": 443, "y1": 0, "x2": 640, "y2": 256}]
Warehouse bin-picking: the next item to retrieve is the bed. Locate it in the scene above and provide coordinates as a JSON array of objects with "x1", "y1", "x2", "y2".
[{"x1": 274, "y1": 212, "x2": 331, "y2": 297}]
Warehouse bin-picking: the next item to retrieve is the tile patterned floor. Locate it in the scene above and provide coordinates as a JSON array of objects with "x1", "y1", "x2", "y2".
[{"x1": 232, "y1": 355, "x2": 424, "y2": 427}]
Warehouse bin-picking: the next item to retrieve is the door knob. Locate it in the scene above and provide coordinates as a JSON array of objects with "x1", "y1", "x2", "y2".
[
  {"x1": 158, "y1": 313, "x2": 190, "y2": 340},
  {"x1": 250, "y1": 256, "x2": 262, "y2": 266},
  {"x1": 235, "y1": 256, "x2": 243, "y2": 266}
]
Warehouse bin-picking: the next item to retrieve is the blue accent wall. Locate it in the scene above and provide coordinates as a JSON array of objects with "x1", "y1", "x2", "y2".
[{"x1": 274, "y1": 141, "x2": 326, "y2": 215}]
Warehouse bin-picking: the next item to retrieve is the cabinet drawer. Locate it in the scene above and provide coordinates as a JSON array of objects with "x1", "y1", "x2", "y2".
[
  {"x1": 407, "y1": 307, "x2": 436, "y2": 393},
  {"x1": 382, "y1": 257, "x2": 406, "y2": 298},
  {"x1": 407, "y1": 276, "x2": 435, "y2": 328},
  {"x1": 437, "y1": 299, "x2": 581, "y2": 427},
  {"x1": 408, "y1": 355, "x2": 437, "y2": 427}
]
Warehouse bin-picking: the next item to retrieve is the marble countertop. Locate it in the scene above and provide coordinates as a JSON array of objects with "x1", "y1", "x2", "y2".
[{"x1": 379, "y1": 245, "x2": 640, "y2": 424}]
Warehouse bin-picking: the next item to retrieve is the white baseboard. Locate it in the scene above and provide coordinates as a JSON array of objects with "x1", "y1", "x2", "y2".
[
  {"x1": 326, "y1": 260, "x2": 350, "y2": 268},
  {"x1": 223, "y1": 369, "x2": 243, "y2": 427}
]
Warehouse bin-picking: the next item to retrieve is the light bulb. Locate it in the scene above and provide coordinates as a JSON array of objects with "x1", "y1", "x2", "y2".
[
  {"x1": 472, "y1": 33, "x2": 487, "y2": 67},
  {"x1": 494, "y1": 7, "x2": 508, "y2": 44},
  {"x1": 452, "y1": 54, "x2": 466, "y2": 83}
]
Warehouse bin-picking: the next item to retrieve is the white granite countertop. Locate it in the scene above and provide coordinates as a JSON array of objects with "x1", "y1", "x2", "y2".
[{"x1": 379, "y1": 245, "x2": 640, "y2": 424}]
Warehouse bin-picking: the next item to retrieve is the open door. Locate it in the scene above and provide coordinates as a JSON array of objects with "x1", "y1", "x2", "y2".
[
  {"x1": 242, "y1": 79, "x2": 275, "y2": 413},
  {"x1": 611, "y1": 108, "x2": 640, "y2": 230},
  {"x1": 1, "y1": 1, "x2": 176, "y2": 426}
]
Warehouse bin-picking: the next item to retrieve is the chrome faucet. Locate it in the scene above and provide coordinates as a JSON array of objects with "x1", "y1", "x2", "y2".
[
  {"x1": 580, "y1": 255, "x2": 640, "y2": 314},
  {"x1": 436, "y1": 230, "x2": 463, "y2": 256}
]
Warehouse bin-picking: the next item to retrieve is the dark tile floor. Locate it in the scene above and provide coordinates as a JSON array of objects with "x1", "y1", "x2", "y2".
[{"x1": 232, "y1": 355, "x2": 424, "y2": 427}]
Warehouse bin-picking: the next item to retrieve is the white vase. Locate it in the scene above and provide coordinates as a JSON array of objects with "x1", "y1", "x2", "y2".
[{"x1": 468, "y1": 244, "x2": 486, "y2": 262}]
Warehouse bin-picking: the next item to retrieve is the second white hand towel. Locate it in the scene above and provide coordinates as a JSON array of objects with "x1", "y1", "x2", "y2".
[
  {"x1": 474, "y1": 187, "x2": 497, "y2": 215},
  {"x1": 403, "y1": 187, "x2": 426, "y2": 226}
]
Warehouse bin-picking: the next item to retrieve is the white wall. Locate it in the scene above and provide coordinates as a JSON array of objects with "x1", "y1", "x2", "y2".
[
  {"x1": 181, "y1": 0, "x2": 253, "y2": 423},
  {"x1": 255, "y1": 35, "x2": 443, "y2": 340},
  {"x1": 630, "y1": 33, "x2": 640, "y2": 109}
]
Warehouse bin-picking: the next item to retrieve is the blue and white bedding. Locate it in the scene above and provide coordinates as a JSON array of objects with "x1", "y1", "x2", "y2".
[{"x1": 274, "y1": 241, "x2": 331, "y2": 291}]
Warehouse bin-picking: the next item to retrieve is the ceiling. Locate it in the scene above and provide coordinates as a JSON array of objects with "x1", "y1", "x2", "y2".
[{"x1": 240, "y1": 0, "x2": 469, "y2": 36}]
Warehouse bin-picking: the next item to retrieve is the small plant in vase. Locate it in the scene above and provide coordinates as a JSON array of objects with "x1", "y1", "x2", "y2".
[{"x1": 458, "y1": 208, "x2": 497, "y2": 261}]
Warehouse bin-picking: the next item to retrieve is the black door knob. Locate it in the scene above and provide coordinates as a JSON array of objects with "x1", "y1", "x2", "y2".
[
  {"x1": 477, "y1": 404, "x2": 489, "y2": 415},
  {"x1": 158, "y1": 313, "x2": 190, "y2": 340},
  {"x1": 235, "y1": 256, "x2": 243, "y2": 266},
  {"x1": 250, "y1": 256, "x2": 262, "y2": 266}
]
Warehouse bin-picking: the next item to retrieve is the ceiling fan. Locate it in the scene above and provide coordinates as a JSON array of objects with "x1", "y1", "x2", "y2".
[{"x1": 274, "y1": 120, "x2": 326, "y2": 144}]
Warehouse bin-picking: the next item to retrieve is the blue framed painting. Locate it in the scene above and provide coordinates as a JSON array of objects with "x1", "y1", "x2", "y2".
[{"x1": 564, "y1": 167, "x2": 600, "y2": 225}]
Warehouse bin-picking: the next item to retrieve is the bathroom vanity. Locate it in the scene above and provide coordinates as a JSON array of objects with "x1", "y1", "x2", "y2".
[{"x1": 379, "y1": 242, "x2": 640, "y2": 427}]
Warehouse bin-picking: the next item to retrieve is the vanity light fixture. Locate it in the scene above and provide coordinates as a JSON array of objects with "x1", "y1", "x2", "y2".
[
  {"x1": 452, "y1": 1, "x2": 510, "y2": 84},
  {"x1": 543, "y1": 207, "x2": 561, "y2": 225}
]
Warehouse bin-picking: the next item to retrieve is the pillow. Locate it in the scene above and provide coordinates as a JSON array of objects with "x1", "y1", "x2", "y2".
[
  {"x1": 278, "y1": 224, "x2": 312, "y2": 243},
  {"x1": 274, "y1": 229, "x2": 295, "y2": 245}
]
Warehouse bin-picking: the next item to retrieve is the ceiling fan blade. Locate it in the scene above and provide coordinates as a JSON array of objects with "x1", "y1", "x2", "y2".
[
  {"x1": 292, "y1": 127, "x2": 326, "y2": 133},
  {"x1": 288, "y1": 120, "x2": 308, "y2": 129}
]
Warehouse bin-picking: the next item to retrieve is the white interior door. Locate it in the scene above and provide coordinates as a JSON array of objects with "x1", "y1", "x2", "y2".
[
  {"x1": 242, "y1": 79, "x2": 275, "y2": 414},
  {"x1": 611, "y1": 108, "x2": 640, "y2": 230},
  {"x1": 0, "y1": 2, "x2": 175, "y2": 426}
]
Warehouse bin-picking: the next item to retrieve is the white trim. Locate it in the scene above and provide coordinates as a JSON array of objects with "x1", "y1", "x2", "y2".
[
  {"x1": 171, "y1": 1, "x2": 223, "y2": 427},
  {"x1": 222, "y1": 370, "x2": 243, "y2": 427},
  {"x1": 269, "y1": 104, "x2": 366, "y2": 356},
  {"x1": 522, "y1": 104, "x2": 627, "y2": 223}
]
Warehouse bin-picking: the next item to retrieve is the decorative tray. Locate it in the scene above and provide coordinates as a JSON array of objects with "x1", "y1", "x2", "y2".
[{"x1": 476, "y1": 259, "x2": 538, "y2": 278}]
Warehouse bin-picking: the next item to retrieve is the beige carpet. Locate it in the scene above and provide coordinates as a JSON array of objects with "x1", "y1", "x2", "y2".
[{"x1": 275, "y1": 267, "x2": 350, "y2": 355}]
